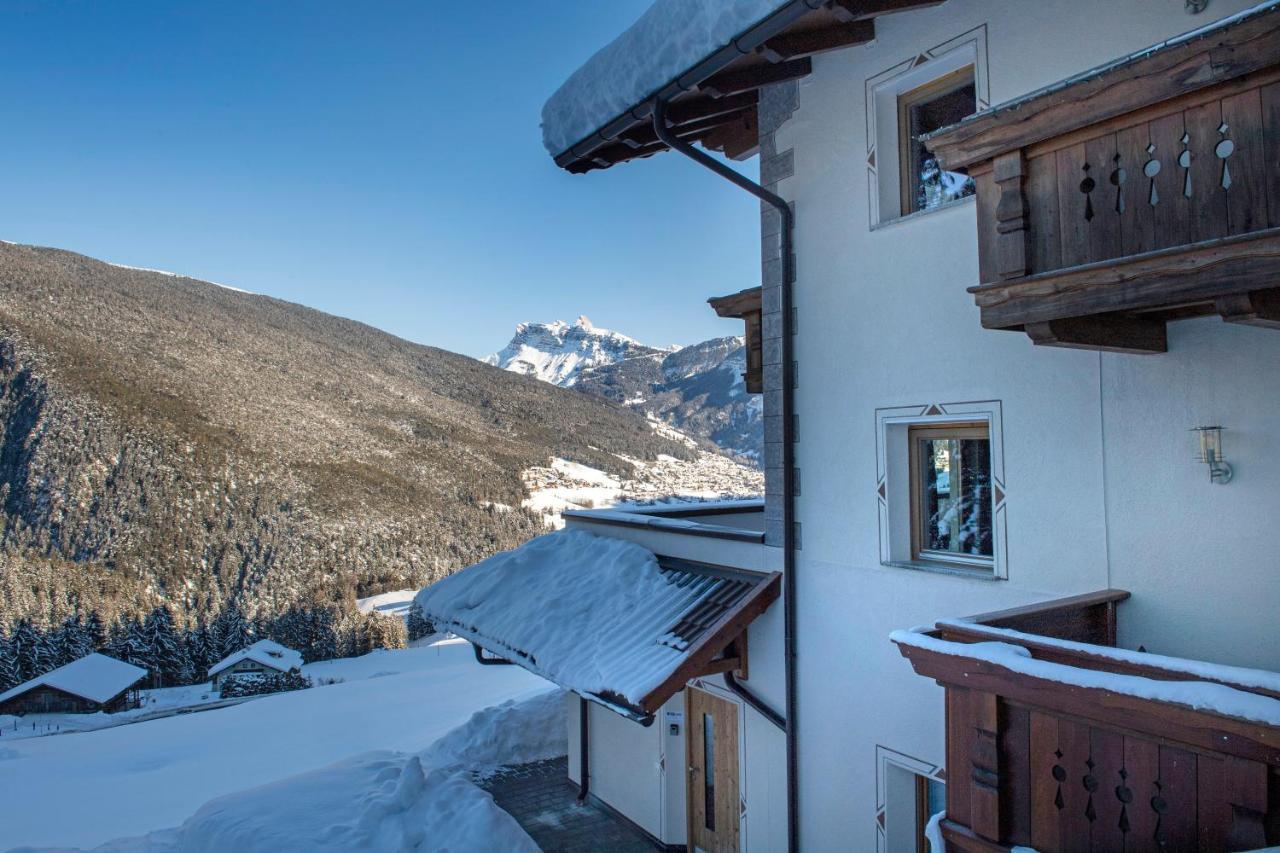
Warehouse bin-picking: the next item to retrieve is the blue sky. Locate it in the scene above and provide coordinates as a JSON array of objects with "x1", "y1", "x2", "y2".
[{"x1": 0, "y1": 1, "x2": 760, "y2": 357}]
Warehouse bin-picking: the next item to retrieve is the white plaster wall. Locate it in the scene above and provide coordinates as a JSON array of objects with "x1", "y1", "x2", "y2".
[
  {"x1": 767, "y1": 0, "x2": 1270, "y2": 849},
  {"x1": 559, "y1": 518, "x2": 789, "y2": 849}
]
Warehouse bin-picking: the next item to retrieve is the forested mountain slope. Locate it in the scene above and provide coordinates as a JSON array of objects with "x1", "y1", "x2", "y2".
[{"x1": 0, "y1": 241, "x2": 721, "y2": 628}]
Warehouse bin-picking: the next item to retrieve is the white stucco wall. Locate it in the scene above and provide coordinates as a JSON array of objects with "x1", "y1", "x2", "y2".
[
  {"x1": 561, "y1": 515, "x2": 788, "y2": 850},
  {"x1": 766, "y1": 0, "x2": 1273, "y2": 849}
]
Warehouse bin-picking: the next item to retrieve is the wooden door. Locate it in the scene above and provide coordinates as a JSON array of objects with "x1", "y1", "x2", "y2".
[{"x1": 687, "y1": 686, "x2": 740, "y2": 853}]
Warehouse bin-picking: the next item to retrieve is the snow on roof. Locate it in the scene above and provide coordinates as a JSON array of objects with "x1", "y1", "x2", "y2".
[
  {"x1": 208, "y1": 639, "x2": 303, "y2": 679},
  {"x1": 0, "y1": 653, "x2": 146, "y2": 706},
  {"x1": 891, "y1": 629, "x2": 1280, "y2": 727},
  {"x1": 541, "y1": 0, "x2": 789, "y2": 156},
  {"x1": 415, "y1": 529, "x2": 778, "y2": 715}
]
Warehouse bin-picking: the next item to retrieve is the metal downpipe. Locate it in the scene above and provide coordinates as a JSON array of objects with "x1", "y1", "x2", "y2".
[
  {"x1": 578, "y1": 696, "x2": 590, "y2": 801},
  {"x1": 652, "y1": 98, "x2": 799, "y2": 853}
]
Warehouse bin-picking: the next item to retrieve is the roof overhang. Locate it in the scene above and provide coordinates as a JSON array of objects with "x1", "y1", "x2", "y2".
[
  {"x1": 551, "y1": 0, "x2": 946, "y2": 174},
  {"x1": 420, "y1": 541, "x2": 781, "y2": 722}
]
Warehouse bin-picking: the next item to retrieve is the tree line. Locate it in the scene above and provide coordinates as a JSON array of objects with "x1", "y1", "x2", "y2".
[{"x1": 0, "y1": 600, "x2": 419, "y2": 695}]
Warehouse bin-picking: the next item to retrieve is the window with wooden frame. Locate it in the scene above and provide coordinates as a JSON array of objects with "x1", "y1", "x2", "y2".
[
  {"x1": 897, "y1": 66, "x2": 977, "y2": 216},
  {"x1": 908, "y1": 422, "x2": 993, "y2": 571},
  {"x1": 913, "y1": 774, "x2": 946, "y2": 853}
]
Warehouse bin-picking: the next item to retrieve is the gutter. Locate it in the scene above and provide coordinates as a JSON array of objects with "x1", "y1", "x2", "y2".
[{"x1": 652, "y1": 99, "x2": 800, "y2": 853}]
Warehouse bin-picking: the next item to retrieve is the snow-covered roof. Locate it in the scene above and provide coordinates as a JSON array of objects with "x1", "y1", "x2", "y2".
[
  {"x1": 541, "y1": 0, "x2": 789, "y2": 156},
  {"x1": 415, "y1": 529, "x2": 779, "y2": 718},
  {"x1": 0, "y1": 653, "x2": 146, "y2": 706},
  {"x1": 208, "y1": 639, "x2": 303, "y2": 679}
]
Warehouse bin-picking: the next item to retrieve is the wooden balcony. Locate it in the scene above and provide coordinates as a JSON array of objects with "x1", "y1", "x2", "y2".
[
  {"x1": 893, "y1": 590, "x2": 1280, "y2": 852},
  {"x1": 925, "y1": 5, "x2": 1280, "y2": 353},
  {"x1": 709, "y1": 286, "x2": 763, "y2": 393}
]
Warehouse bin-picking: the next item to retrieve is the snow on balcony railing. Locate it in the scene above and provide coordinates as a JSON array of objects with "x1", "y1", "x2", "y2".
[{"x1": 890, "y1": 628, "x2": 1280, "y2": 726}]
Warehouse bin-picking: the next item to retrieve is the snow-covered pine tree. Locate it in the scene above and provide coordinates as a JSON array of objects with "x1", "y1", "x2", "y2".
[
  {"x1": 307, "y1": 606, "x2": 339, "y2": 663},
  {"x1": 0, "y1": 634, "x2": 18, "y2": 691},
  {"x1": 142, "y1": 606, "x2": 185, "y2": 688},
  {"x1": 10, "y1": 619, "x2": 39, "y2": 682},
  {"x1": 31, "y1": 627, "x2": 59, "y2": 678},
  {"x1": 214, "y1": 603, "x2": 251, "y2": 659},
  {"x1": 85, "y1": 610, "x2": 107, "y2": 651},
  {"x1": 406, "y1": 603, "x2": 432, "y2": 643},
  {"x1": 54, "y1": 615, "x2": 83, "y2": 666}
]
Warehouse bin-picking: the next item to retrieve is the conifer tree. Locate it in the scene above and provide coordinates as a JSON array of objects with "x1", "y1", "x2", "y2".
[
  {"x1": 143, "y1": 606, "x2": 184, "y2": 688},
  {"x1": 0, "y1": 635, "x2": 18, "y2": 692},
  {"x1": 406, "y1": 603, "x2": 433, "y2": 643}
]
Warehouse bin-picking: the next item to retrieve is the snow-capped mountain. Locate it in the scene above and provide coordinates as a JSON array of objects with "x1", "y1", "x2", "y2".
[
  {"x1": 486, "y1": 319, "x2": 763, "y2": 463},
  {"x1": 482, "y1": 316, "x2": 667, "y2": 387}
]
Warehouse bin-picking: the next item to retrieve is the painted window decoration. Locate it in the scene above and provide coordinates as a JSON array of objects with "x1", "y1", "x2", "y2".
[
  {"x1": 702, "y1": 712, "x2": 716, "y2": 832},
  {"x1": 898, "y1": 67, "x2": 977, "y2": 215},
  {"x1": 909, "y1": 423, "x2": 993, "y2": 568}
]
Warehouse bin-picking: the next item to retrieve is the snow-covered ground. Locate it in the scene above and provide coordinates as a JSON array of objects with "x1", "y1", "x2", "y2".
[
  {"x1": 356, "y1": 589, "x2": 420, "y2": 621},
  {"x1": 1, "y1": 638, "x2": 549, "y2": 851}
]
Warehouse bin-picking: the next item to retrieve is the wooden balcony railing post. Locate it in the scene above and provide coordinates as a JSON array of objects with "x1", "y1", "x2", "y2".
[{"x1": 992, "y1": 150, "x2": 1030, "y2": 281}]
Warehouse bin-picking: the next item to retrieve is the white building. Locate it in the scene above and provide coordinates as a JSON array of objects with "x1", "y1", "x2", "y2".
[
  {"x1": 208, "y1": 639, "x2": 303, "y2": 692},
  {"x1": 430, "y1": 1, "x2": 1280, "y2": 850}
]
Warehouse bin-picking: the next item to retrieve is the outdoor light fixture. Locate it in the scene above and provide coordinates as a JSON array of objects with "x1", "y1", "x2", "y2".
[
  {"x1": 1192, "y1": 426, "x2": 1232, "y2": 484},
  {"x1": 1186, "y1": 0, "x2": 1209, "y2": 13}
]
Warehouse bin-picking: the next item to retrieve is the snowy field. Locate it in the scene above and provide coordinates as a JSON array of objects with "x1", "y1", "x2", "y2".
[
  {"x1": 356, "y1": 589, "x2": 420, "y2": 621},
  {"x1": 0, "y1": 638, "x2": 550, "y2": 851}
]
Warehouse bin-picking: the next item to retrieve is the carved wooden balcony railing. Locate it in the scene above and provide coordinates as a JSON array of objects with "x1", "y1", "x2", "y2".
[
  {"x1": 924, "y1": 5, "x2": 1280, "y2": 353},
  {"x1": 893, "y1": 590, "x2": 1280, "y2": 852}
]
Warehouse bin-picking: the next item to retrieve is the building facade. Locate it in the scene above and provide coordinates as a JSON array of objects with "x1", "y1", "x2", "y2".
[{"x1": 502, "y1": 1, "x2": 1280, "y2": 850}]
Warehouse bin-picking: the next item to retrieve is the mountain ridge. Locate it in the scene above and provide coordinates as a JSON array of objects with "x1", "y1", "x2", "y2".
[
  {"x1": 0, "y1": 241, "x2": 758, "y2": 629},
  {"x1": 486, "y1": 318, "x2": 763, "y2": 462}
]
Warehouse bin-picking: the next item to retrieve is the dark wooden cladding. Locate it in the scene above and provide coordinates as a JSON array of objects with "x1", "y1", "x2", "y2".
[
  {"x1": 709, "y1": 287, "x2": 763, "y2": 393},
  {"x1": 897, "y1": 590, "x2": 1280, "y2": 852},
  {"x1": 928, "y1": 5, "x2": 1280, "y2": 352}
]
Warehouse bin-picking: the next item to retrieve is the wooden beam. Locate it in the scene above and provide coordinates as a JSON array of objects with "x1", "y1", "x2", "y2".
[
  {"x1": 972, "y1": 228, "x2": 1280, "y2": 331},
  {"x1": 699, "y1": 57, "x2": 812, "y2": 98},
  {"x1": 894, "y1": 641, "x2": 1280, "y2": 767},
  {"x1": 665, "y1": 91, "x2": 758, "y2": 125},
  {"x1": 702, "y1": 112, "x2": 760, "y2": 161},
  {"x1": 620, "y1": 105, "x2": 755, "y2": 148},
  {"x1": 938, "y1": 623, "x2": 1280, "y2": 702},
  {"x1": 759, "y1": 20, "x2": 875, "y2": 62},
  {"x1": 828, "y1": 0, "x2": 945, "y2": 22},
  {"x1": 925, "y1": 6, "x2": 1280, "y2": 169},
  {"x1": 637, "y1": 572, "x2": 781, "y2": 714},
  {"x1": 697, "y1": 656, "x2": 742, "y2": 677},
  {"x1": 708, "y1": 286, "x2": 763, "y2": 319},
  {"x1": 1025, "y1": 315, "x2": 1168, "y2": 354},
  {"x1": 1217, "y1": 288, "x2": 1280, "y2": 329}
]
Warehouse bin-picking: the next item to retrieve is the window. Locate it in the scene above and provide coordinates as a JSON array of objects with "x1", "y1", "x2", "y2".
[
  {"x1": 908, "y1": 423, "x2": 993, "y2": 570},
  {"x1": 883, "y1": 759, "x2": 946, "y2": 853},
  {"x1": 897, "y1": 66, "x2": 976, "y2": 216},
  {"x1": 913, "y1": 774, "x2": 946, "y2": 853}
]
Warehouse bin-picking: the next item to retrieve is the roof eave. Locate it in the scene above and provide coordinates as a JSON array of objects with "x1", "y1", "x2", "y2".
[{"x1": 552, "y1": 0, "x2": 820, "y2": 165}]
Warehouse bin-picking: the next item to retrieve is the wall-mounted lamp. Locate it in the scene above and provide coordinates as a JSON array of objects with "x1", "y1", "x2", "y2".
[
  {"x1": 1186, "y1": 0, "x2": 1210, "y2": 14},
  {"x1": 1192, "y1": 426, "x2": 1232, "y2": 484}
]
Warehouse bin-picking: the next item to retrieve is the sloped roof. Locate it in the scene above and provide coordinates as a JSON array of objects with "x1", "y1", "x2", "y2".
[
  {"x1": 415, "y1": 529, "x2": 779, "y2": 719},
  {"x1": 542, "y1": 0, "x2": 945, "y2": 173},
  {"x1": 0, "y1": 653, "x2": 146, "y2": 706},
  {"x1": 208, "y1": 639, "x2": 303, "y2": 678}
]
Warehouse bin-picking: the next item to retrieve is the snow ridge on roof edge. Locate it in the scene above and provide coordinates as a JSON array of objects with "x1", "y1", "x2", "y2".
[{"x1": 540, "y1": 0, "x2": 794, "y2": 157}]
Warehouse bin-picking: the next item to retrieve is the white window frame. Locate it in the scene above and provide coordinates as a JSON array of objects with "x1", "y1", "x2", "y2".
[
  {"x1": 875, "y1": 745, "x2": 946, "y2": 853},
  {"x1": 864, "y1": 26, "x2": 990, "y2": 228},
  {"x1": 875, "y1": 400, "x2": 1007, "y2": 579}
]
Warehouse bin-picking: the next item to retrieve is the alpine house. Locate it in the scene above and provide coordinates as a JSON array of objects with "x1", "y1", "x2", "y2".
[{"x1": 428, "y1": 1, "x2": 1280, "y2": 851}]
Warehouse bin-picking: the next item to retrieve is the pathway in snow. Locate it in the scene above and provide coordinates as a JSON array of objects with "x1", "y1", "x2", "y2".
[{"x1": 0, "y1": 638, "x2": 547, "y2": 850}]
